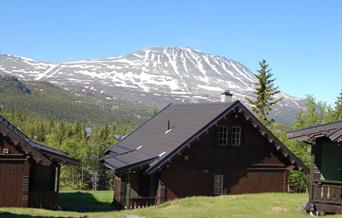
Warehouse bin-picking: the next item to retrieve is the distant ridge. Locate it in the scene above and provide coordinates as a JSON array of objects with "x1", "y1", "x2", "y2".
[{"x1": 0, "y1": 47, "x2": 304, "y2": 124}]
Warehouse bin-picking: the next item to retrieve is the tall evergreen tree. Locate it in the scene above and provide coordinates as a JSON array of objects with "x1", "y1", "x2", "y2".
[
  {"x1": 334, "y1": 90, "x2": 342, "y2": 120},
  {"x1": 246, "y1": 60, "x2": 283, "y2": 126}
]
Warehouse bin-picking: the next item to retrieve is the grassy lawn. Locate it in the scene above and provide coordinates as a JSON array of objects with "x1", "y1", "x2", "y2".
[
  {"x1": 59, "y1": 191, "x2": 114, "y2": 212},
  {"x1": 1, "y1": 192, "x2": 342, "y2": 218}
]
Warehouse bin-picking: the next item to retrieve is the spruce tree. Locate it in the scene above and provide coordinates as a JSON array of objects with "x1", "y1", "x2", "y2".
[
  {"x1": 334, "y1": 90, "x2": 342, "y2": 120},
  {"x1": 246, "y1": 60, "x2": 283, "y2": 126}
]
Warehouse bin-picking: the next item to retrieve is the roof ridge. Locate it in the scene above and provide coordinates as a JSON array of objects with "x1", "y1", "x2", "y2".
[{"x1": 171, "y1": 101, "x2": 238, "y2": 106}]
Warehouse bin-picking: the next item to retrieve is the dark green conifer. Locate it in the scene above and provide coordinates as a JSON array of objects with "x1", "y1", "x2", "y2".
[{"x1": 246, "y1": 60, "x2": 283, "y2": 127}]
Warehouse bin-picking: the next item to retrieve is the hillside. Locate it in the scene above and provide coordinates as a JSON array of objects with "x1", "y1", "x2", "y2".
[
  {"x1": 0, "y1": 47, "x2": 304, "y2": 124},
  {"x1": 1, "y1": 192, "x2": 341, "y2": 218},
  {"x1": 0, "y1": 75, "x2": 154, "y2": 126}
]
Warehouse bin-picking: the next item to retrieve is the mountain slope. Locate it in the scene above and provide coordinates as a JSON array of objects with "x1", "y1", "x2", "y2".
[
  {"x1": 0, "y1": 75, "x2": 154, "y2": 126},
  {"x1": 0, "y1": 47, "x2": 304, "y2": 124}
]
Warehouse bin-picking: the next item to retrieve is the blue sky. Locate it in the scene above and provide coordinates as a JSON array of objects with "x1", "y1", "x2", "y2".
[{"x1": 0, "y1": 0, "x2": 341, "y2": 105}]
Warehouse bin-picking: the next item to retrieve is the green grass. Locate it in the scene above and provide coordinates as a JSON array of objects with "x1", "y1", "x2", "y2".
[
  {"x1": 59, "y1": 191, "x2": 114, "y2": 212},
  {"x1": 1, "y1": 192, "x2": 342, "y2": 218}
]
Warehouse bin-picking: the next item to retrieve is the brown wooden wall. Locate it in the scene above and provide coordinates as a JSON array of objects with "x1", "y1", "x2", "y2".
[
  {"x1": 29, "y1": 161, "x2": 56, "y2": 192},
  {"x1": 169, "y1": 116, "x2": 287, "y2": 168},
  {"x1": 0, "y1": 136, "x2": 30, "y2": 207},
  {"x1": 160, "y1": 115, "x2": 289, "y2": 201}
]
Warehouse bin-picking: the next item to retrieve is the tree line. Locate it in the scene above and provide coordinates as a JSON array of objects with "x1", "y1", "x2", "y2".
[{"x1": 1, "y1": 109, "x2": 128, "y2": 190}]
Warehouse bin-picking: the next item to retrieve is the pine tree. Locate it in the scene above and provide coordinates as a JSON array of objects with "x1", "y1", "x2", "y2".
[
  {"x1": 334, "y1": 90, "x2": 342, "y2": 120},
  {"x1": 246, "y1": 60, "x2": 283, "y2": 126}
]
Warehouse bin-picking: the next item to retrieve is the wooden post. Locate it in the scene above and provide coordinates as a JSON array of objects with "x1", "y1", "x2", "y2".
[
  {"x1": 56, "y1": 164, "x2": 60, "y2": 193},
  {"x1": 309, "y1": 142, "x2": 315, "y2": 207},
  {"x1": 157, "y1": 179, "x2": 166, "y2": 204},
  {"x1": 127, "y1": 172, "x2": 132, "y2": 209},
  {"x1": 283, "y1": 170, "x2": 289, "y2": 192}
]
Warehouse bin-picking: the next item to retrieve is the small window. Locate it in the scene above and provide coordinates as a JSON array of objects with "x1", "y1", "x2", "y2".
[
  {"x1": 213, "y1": 174, "x2": 224, "y2": 195},
  {"x1": 218, "y1": 126, "x2": 229, "y2": 146},
  {"x1": 231, "y1": 126, "x2": 241, "y2": 146},
  {"x1": 2, "y1": 148, "x2": 9, "y2": 154}
]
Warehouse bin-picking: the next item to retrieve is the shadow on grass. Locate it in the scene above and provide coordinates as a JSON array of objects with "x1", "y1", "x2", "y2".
[
  {"x1": 59, "y1": 191, "x2": 115, "y2": 212},
  {"x1": 0, "y1": 212, "x2": 86, "y2": 218},
  {"x1": 0, "y1": 212, "x2": 42, "y2": 218}
]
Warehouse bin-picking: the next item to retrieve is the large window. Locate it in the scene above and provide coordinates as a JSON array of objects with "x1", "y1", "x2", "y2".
[
  {"x1": 218, "y1": 126, "x2": 229, "y2": 146},
  {"x1": 213, "y1": 174, "x2": 224, "y2": 195},
  {"x1": 231, "y1": 126, "x2": 241, "y2": 146}
]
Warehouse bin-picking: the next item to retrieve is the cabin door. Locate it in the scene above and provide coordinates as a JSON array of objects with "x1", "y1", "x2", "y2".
[{"x1": 320, "y1": 141, "x2": 342, "y2": 181}]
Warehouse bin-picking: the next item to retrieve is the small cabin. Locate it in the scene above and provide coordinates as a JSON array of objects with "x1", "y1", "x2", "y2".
[
  {"x1": 288, "y1": 120, "x2": 342, "y2": 214},
  {"x1": 0, "y1": 115, "x2": 79, "y2": 209},
  {"x1": 102, "y1": 93, "x2": 307, "y2": 209}
]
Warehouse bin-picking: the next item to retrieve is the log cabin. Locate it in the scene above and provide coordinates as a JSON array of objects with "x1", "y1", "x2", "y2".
[
  {"x1": 288, "y1": 120, "x2": 342, "y2": 214},
  {"x1": 0, "y1": 115, "x2": 79, "y2": 209},
  {"x1": 102, "y1": 91, "x2": 308, "y2": 209}
]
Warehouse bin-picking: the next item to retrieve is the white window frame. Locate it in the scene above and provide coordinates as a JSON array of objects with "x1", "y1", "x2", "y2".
[
  {"x1": 218, "y1": 126, "x2": 229, "y2": 146},
  {"x1": 213, "y1": 174, "x2": 224, "y2": 195},
  {"x1": 231, "y1": 126, "x2": 241, "y2": 147}
]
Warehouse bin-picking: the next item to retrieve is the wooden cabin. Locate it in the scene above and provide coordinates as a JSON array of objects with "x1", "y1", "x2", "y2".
[
  {"x1": 102, "y1": 92, "x2": 307, "y2": 209},
  {"x1": 288, "y1": 120, "x2": 342, "y2": 214},
  {"x1": 0, "y1": 115, "x2": 79, "y2": 209}
]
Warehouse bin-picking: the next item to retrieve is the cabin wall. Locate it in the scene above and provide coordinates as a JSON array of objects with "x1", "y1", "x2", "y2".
[
  {"x1": 319, "y1": 139, "x2": 342, "y2": 181},
  {"x1": 0, "y1": 135, "x2": 30, "y2": 207},
  {"x1": 309, "y1": 138, "x2": 342, "y2": 214},
  {"x1": 29, "y1": 161, "x2": 56, "y2": 192},
  {"x1": 160, "y1": 115, "x2": 289, "y2": 201}
]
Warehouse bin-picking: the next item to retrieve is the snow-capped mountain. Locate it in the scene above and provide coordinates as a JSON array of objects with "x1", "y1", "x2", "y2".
[{"x1": 0, "y1": 47, "x2": 304, "y2": 123}]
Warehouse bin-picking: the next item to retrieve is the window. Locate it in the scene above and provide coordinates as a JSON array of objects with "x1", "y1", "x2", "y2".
[
  {"x1": 218, "y1": 126, "x2": 229, "y2": 146},
  {"x1": 213, "y1": 174, "x2": 224, "y2": 195},
  {"x1": 231, "y1": 126, "x2": 241, "y2": 146}
]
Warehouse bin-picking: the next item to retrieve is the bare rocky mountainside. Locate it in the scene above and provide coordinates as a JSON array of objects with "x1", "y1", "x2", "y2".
[{"x1": 0, "y1": 47, "x2": 304, "y2": 124}]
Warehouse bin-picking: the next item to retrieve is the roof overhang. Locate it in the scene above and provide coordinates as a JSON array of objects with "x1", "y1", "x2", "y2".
[
  {"x1": 0, "y1": 121, "x2": 51, "y2": 166},
  {"x1": 101, "y1": 156, "x2": 157, "y2": 174},
  {"x1": 287, "y1": 120, "x2": 342, "y2": 143},
  {"x1": 0, "y1": 115, "x2": 79, "y2": 166}
]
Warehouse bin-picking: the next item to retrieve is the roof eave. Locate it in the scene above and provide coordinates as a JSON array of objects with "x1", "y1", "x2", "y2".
[
  {"x1": 102, "y1": 156, "x2": 157, "y2": 174},
  {"x1": 38, "y1": 150, "x2": 80, "y2": 165},
  {"x1": 287, "y1": 120, "x2": 342, "y2": 141}
]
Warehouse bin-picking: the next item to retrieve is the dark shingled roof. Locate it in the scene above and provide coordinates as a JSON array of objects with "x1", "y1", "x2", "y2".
[
  {"x1": 0, "y1": 115, "x2": 79, "y2": 165},
  {"x1": 287, "y1": 120, "x2": 342, "y2": 143},
  {"x1": 103, "y1": 101, "x2": 308, "y2": 174},
  {"x1": 103, "y1": 102, "x2": 232, "y2": 172}
]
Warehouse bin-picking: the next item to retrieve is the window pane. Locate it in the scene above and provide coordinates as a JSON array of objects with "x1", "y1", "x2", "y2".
[
  {"x1": 218, "y1": 126, "x2": 228, "y2": 146},
  {"x1": 231, "y1": 126, "x2": 241, "y2": 146}
]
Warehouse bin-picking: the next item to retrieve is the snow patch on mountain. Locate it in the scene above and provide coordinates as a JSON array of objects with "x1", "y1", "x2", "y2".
[{"x1": 0, "y1": 47, "x2": 304, "y2": 123}]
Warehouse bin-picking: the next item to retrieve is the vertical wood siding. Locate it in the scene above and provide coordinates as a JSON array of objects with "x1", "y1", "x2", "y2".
[{"x1": 160, "y1": 115, "x2": 289, "y2": 201}]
